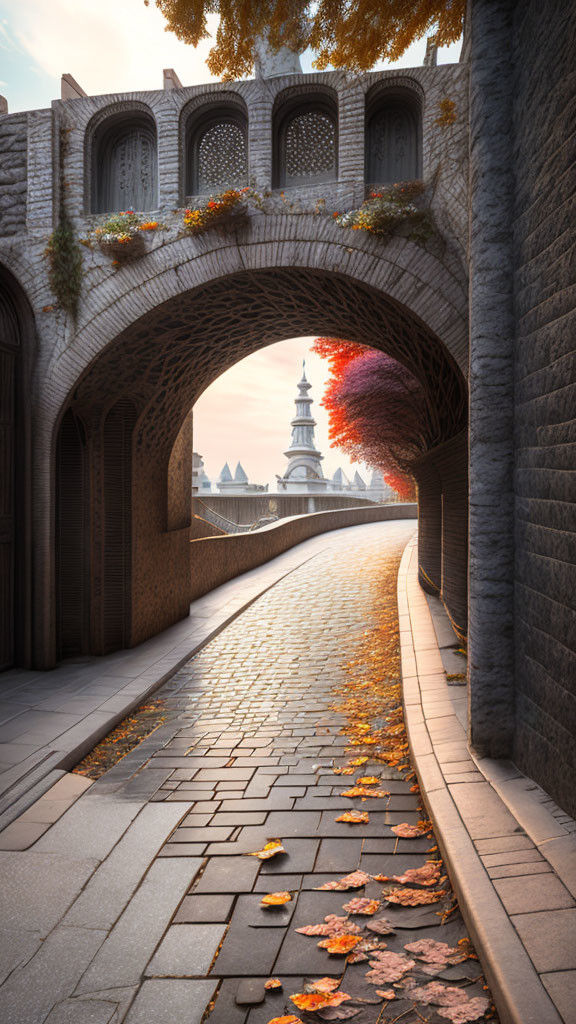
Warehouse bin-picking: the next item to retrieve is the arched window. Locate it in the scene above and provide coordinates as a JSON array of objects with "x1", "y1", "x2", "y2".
[
  {"x1": 91, "y1": 110, "x2": 157, "y2": 213},
  {"x1": 274, "y1": 94, "x2": 338, "y2": 188},
  {"x1": 366, "y1": 88, "x2": 421, "y2": 184},
  {"x1": 184, "y1": 104, "x2": 248, "y2": 196}
]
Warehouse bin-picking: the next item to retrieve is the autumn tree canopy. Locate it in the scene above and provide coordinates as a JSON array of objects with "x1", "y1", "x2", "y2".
[
  {"x1": 312, "y1": 337, "x2": 442, "y2": 500},
  {"x1": 151, "y1": 0, "x2": 465, "y2": 79}
]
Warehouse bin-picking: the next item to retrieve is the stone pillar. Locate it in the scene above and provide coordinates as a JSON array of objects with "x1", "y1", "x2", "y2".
[
  {"x1": 414, "y1": 431, "x2": 468, "y2": 639},
  {"x1": 413, "y1": 457, "x2": 442, "y2": 595},
  {"x1": 157, "y1": 101, "x2": 180, "y2": 209},
  {"x1": 248, "y1": 82, "x2": 273, "y2": 191},
  {"x1": 26, "y1": 109, "x2": 56, "y2": 234},
  {"x1": 468, "y1": 0, "x2": 515, "y2": 756},
  {"x1": 437, "y1": 432, "x2": 468, "y2": 640},
  {"x1": 338, "y1": 79, "x2": 365, "y2": 205},
  {"x1": 167, "y1": 412, "x2": 193, "y2": 532}
]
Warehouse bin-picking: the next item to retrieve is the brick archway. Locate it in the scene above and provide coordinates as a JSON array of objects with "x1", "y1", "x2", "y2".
[{"x1": 42, "y1": 252, "x2": 467, "y2": 667}]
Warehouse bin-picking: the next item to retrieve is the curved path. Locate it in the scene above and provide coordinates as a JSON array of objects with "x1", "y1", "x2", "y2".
[{"x1": 0, "y1": 522, "x2": 496, "y2": 1024}]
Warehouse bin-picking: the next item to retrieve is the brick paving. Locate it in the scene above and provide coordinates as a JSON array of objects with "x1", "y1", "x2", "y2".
[{"x1": 0, "y1": 522, "x2": 497, "y2": 1024}]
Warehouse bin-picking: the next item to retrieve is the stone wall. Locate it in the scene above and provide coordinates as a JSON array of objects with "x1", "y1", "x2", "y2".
[
  {"x1": 0, "y1": 114, "x2": 27, "y2": 236},
  {"x1": 511, "y1": 0, "x2": 576, "y2": 814},
  {"x1": 190, "y1": 503, "x2": 417, "y2": 602}
]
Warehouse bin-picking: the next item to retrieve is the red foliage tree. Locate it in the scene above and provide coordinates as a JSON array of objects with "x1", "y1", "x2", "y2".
[{"x1": 312, "y1": 338, "x2": 436, "y2": 500}]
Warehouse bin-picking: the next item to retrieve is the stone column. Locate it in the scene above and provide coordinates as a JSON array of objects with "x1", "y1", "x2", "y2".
[
  {"x1": 437, "y1": 432, "x2": 468, "y2": 640},
  {"x1": 413, "y1": 456, "x2": 442, "y2": 595},
  {"x1": 248, "y1": 82, "x2": 273, "y2": 191},
  {"x1": 468, "y1": 0, "x2": 515, "y2": 756},
  {"x1": 26, "y1": 110, "x2": 56, "y2": 234}
]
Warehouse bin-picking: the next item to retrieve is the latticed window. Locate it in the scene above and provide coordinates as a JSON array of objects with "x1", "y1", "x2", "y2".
[
  {"x1": 186, "y1": 111, "x2": 248, "y2": 196},
  {"x1": 366, "y1": 90, "x2": 421, "y2": 184},
  {"x1": 91, "y1": 112, "x2": 158, "y2": 214},
  {"x1": 274, "y1": 97, "x2": 338, "y2": 188}
]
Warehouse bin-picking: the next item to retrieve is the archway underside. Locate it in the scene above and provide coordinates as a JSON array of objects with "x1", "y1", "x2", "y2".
[
  {"x1": 53, "y1": 266, "x2": 468, "y2": 662},
  {"x1": 69, "y1": 268, "x2": 466, "y2": 453}
]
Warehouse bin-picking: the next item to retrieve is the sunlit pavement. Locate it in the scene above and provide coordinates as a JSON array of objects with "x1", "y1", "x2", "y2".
[{"x1": 0, "y1": 521, "x2": 497, "y2": 1024}]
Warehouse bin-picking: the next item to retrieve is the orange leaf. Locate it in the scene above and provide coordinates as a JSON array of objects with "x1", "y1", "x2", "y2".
[
  {"x1": 381, "y1": 887, "x2": 445, "y2": 906},
  {"x1": 267, "y1": 1017, "x2": 301, "y2": 1024},
  {"x1": 391, "y1": 823, "x2": 428, "y2": 838},
  {"x1": 314, "y1": 870, "x2": 372, "y2": 891},
  {"x1": 376, "y1": 989, "x2": 396, "y2": 1000},
  {"x1": 390, "y1": 862, "x2": 441, "y2": 887},
  {"x1": 264, "y1": 978, "x2": 283, "y2": 989},
  {"x1": 349, "y1": 757, "x2": 369, "y2": 766},
  {"x1": 356, "y1": 776, "x2": 381, "y2": 785},
  {"x1": 318, "y1": 934, "x2": 362, "y2": 954},
  {"x1": 261, "y1": 891, "x2": 292, "y2": 906},
  {"x1": 342, "y1": 897, "x2": 380, "y2": 915},
  {"x1": 248, "y1": 839, "x2": 286, "y2": 860},
  {"x1": 336, "y1": 810, "x2": 370, "y2": 824},
  {"x1": 342, "y1": 786, "x2": 390, "y2": 798},
  {"x1": 308, "y1": 977, "x2": 341, "y2": 993},
  {"x1": 290, "y1": 992, "x2": 351, "y2": 1011}
]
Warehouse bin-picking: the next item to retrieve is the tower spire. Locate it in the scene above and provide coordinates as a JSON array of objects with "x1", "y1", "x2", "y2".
[{"x1": 276, "y1": 362, "x2": 328, "y2": 493}]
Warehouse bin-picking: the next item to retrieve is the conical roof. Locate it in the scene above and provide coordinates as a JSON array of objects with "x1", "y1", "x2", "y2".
[
  {"x1": 219, "y1": 462, "x2": 233, "y2": 482},
  {"x1": 332, "y1": 467, "x2": 350, "y2": 486},
  {"x1": 234, "y1": 461, "x2": 248, "y2": 483}
]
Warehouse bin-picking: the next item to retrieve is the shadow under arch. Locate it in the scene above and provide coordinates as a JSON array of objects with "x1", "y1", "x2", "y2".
[
  {"x1": 51, "y1": 265, "x2": 467, "y2": 662},
  {"x1": 0, "y1": 264, "x2": 35, "y2": 669}
]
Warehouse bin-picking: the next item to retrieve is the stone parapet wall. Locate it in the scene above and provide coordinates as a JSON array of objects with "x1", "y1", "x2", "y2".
[
  {"x1": 190, "y1": 503, "x2": 417, "y2": 601},
  {"x1": 511, "y1": 0, "x2": 576, "y2": 815},
  {"x1": 194, "y1": 492, "x2": 379, "y2": 527}
]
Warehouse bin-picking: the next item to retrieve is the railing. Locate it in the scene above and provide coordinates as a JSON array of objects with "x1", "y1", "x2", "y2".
[{"x1": 193, "y1": 498, "x2": 254, "y2": 534}]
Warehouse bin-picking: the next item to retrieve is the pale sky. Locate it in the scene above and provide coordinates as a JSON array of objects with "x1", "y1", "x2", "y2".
[
  {"x1": 0, "y1": 1, "x2": 461, "y2": 113},
  {"x1": 0, "y1": 4, "x2": 461, "y2": 488}
]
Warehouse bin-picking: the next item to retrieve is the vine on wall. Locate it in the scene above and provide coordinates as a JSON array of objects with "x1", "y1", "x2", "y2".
[
  {"x1": 436, "y1": 98, "x2": 457, "y2": 127},
  {"x1": 45, "y1": 126, "x2": 83, "y2": 320},
  {"x1": 45, "y1": 212, "x2": 83, "y2": 320}
]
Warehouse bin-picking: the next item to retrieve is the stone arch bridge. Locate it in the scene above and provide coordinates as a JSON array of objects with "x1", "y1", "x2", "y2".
[{"x1": 1, "y1": 2, "x2": 574, "y2": 819}]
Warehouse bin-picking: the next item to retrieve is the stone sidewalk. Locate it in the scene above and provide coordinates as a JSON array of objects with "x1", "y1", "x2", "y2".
[
  {"x1": 0, "y1": 520, "x2": 573, "y2": 1024},
  {"x1": 0, "y1": 519, "x2": 476, "y2": 1024},
  {"x1": 399, "y1": 536, "x2": 576, "y2": 1024},
  {"x1": 0, "y1": 528, "x2": 360, "y2": 835}
]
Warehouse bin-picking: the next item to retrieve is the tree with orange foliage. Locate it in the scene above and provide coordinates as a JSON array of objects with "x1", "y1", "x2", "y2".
[
  {"x1": 150, "y1": 0, "x2": 465, "y2": 80},
  {"x1": 312, "y1": 338, "x2": 440, "y2": 500}
]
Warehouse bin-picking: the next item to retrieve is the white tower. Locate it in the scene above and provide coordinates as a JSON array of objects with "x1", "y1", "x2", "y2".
[{"x1": 277, "y1": 362, "x2": 328, "y2": 493}]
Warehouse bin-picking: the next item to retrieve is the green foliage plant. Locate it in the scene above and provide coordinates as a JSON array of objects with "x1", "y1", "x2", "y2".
[{"x1": 45, "y1": 213, "x2": 83, "y2": 320}]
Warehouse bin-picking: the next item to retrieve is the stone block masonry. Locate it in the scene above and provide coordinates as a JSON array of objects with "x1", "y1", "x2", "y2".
[
  {"x1": 511, "y1": 0, "x2": 576, "y2": 816},
  {"x1": 0, "y1": 113, "x2": 27, "y2": 235}
]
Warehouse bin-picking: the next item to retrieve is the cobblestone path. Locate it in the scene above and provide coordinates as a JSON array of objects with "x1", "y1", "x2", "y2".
[{"x1": 0, "y1": 522, "x2": 495, "y2": 1024}]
